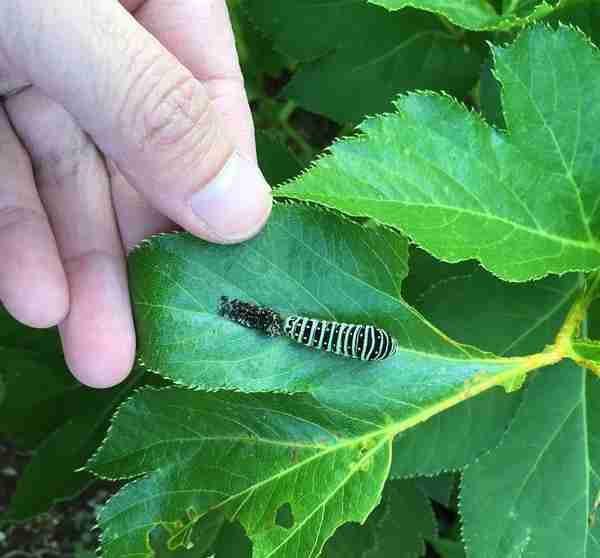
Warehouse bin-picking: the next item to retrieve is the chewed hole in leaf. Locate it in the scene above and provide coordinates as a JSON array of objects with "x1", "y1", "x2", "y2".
[{"x1": 275, "y1": 503, "x2": 295, "y2": 529}]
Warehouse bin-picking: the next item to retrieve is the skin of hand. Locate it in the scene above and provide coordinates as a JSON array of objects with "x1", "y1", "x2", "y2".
[{"x1": 0, "y1": 0, "x2": 273, "y2": 388}]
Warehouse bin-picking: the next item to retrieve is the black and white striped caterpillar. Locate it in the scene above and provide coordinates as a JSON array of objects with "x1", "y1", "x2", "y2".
[{"x1": 218, "y1": 297, "x2": 397, "y2": 361}]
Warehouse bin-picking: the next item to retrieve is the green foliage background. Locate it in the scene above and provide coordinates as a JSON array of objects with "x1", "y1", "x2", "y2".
[{"x1": 3, "y1": 2, "x2": 600, "y2": 558}]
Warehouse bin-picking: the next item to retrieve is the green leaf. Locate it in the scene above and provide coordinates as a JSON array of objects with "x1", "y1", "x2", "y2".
[
  {"x1": 256, "y1": 131, "x2": 303, "y2": 187},
  {"x1": 245, "y1": 0, "x2": 381, "y2": 62},
  {"x1": 587, "y1": 297, "x2": 600, "y2": 339},
  {"x1": 572, "y1": 340, "x2": 600, "y2": 367},
  {"x1": 89, "y1": 388, "x2": 392, "y2": 558},
  {"x1": 391, "y1": 384, "x2": 519, "y2": 478},
  {"x1": 0, "y1": 304, "x2": 62, "y2": 355},
  {"x1": 247, "y1": 0, "x2": 481, "y2": 123},
  {"x1": 227, "y1": 0, "x2": 288, "y2": 100},
  {"x1": 322, "y1": 479, "x2": 436, "y2": 558},
  {"x1": 429, "y1": 537, "x2": 466, "y2": 558},
  {"x1": 478, "y1": 61, "x2": 505, "y2": 129},
  {"x1": 277, "y1": 26, "x2": 600, "y2": 281},
  {"x1": 0, "y1": 347, "x2": 86, "y2": 445},
  {"x1": 365, "y1": 479, "x2": 436, "y2": 558},
  {"x1": 391, "y1": 268, "x2": 578, "y2": 478},
  {"x1": 131, "y1": 203, "x2": 404, "y2": 390},
  {"x1": 320, "y1": 513, "x2": 377, "y2": 558},
  {"x1": 4, "y1": 367, "x2": 145, "y2": 521},
  {"x1": 461, "y1": 361, "x2": 596, "y2": 558},
  {"x1": 130, "y1": 203, "x2": 529, "y2": 431},
  {"x1": 416, "y1": 473, "x2": 456, "y2": 507},
  {"x1": 150, "y1": 509, "x2": 225, "y2": 557},
  {"x1": 0, "y1": 305, "x2": 74, "y2": 445},
  {"x1": 119, "y1": 204, "x2": 543, "y2": 558},
  {"x1": 281, "y1": 9, "x2": 481, "y2": 123},
  {"x1": 213, "y1": 520, "x2": 253, "y2": 557},
  {"x1": 587, "y1": 373, "x2": 600, "y2": 546},
  {"x1": 401, "y1": 247, "x2": 478, "y2": 305},
  {"x1": 544, "y1": 2, "x2": 600, "y2": 46},
  {"x1": 0, "y1": 307, "x2": 152, "y2": 519},
  {"x1": 368, "y1": 0, "x2": 557, "y2": 31},
  {"x1": 413, "y1": 271, "x2": 577, "y2": 357},
  {"x1": 91, "y1": 387, "x2": 442, "y2": 558}
]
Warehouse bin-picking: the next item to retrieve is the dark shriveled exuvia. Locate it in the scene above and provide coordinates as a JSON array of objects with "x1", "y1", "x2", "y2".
[{"x1": 218, "y1": 296, "x2": 283, "y2": 337}]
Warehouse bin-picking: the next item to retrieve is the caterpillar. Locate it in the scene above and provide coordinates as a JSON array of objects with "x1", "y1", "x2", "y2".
[
  {"x1": 218, "y1": 297, "x2": 397, "y2": 361},
  {"x1": 283, "y1": 315, "x2": 396, "y2": 361}
]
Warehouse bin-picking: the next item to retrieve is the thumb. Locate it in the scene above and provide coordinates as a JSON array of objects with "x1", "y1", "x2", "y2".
[{"x1": 0, "y1": 1, "x2": 271, "y2": 243}]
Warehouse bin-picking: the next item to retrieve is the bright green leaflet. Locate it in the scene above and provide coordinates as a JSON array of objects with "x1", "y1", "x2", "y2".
[
  {"x1": 368, "y1": 0, "x2": 558, "y2": 31},
  {"x1": 391, "y1": 270, "x2": 578, "y2": 477},
  {"x1": 277, "y1": 26, "x2": 600, "y2": 281},
  {"x1": 89, "y1": 388, "x2": 392, "y2": 558},
  {"x1": 129, "y1": 203, "x2": 524, "y2": 427},
  {"x1": 461, "y1": 363, "x2": 600, "y2": 557},
  {"x1": 245, "y1": 0, "x2": 481, "y2": 123}
]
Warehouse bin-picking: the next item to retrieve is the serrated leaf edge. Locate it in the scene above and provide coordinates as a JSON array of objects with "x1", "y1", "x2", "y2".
[{"x1": 367, "y1": 0, "x2": 566, "y2": 32}]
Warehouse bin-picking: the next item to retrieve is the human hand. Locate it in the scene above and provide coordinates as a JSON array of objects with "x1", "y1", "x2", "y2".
[{"x1": 0, "y1": 1, "x2": 272, "y2": 388}]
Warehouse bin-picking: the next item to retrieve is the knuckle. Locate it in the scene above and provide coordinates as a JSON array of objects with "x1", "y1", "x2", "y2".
[
  {"x1": 62, "y1": 248, "x2": 119, "y2": 277},
  {"x1": 137, "y1": 70, "x2": 216, "y2": 156},
  {"x1": 32, "y1": 132, "x2": 94, "y2": 187}
]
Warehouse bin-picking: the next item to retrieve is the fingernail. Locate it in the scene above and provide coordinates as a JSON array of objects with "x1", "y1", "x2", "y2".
[{"x1": 190, "y1": 151, "x2": 272, "y2": 242}]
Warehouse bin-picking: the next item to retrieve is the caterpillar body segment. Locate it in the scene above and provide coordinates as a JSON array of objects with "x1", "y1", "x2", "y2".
[{"x1": 283, "y1": 316, "x2": 397, "y2": 361}]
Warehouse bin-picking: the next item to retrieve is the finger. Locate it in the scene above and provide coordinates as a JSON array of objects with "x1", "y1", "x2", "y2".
[
  {"x1": 0, "y1": 79, "x2": 32, "y2": 97},
  {"x1": 113, "y1": 0, "x2": 256, "y2": 251},
  {"x1": 133, "y1": 0, "x2": 256, "y2": 159},
  {"x1": 0, "y1": 102, "x2": 68, "y2": 327},
  {"x1": 108, "y1": 157, "x2": 173, "y2": 252},
  {"x1": 0, "y1": 1, "x2": 271, "y2": 244},
  {"x1": 6, "y1": 90, "x2": 135, "y2": 388}
]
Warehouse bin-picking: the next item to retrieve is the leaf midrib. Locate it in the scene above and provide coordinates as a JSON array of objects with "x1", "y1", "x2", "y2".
[{"x1": 134, "y1": 299, "x2": 508, "y2": 365}]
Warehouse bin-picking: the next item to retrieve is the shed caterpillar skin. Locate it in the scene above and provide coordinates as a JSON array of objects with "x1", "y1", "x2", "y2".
[{"x1": 218, "y1": 297, "x2": 397, "y2": 361}]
